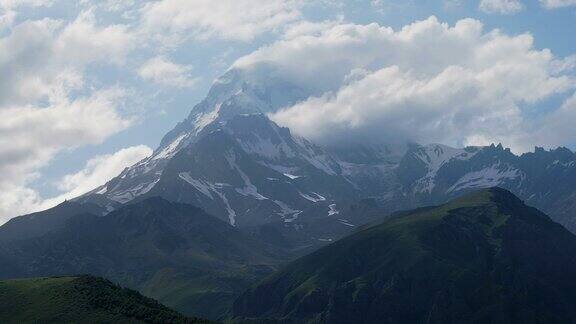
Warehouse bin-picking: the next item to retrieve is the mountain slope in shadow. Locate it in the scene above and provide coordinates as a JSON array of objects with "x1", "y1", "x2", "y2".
[
  {"x1": 0, "y1": 198, "x2": 287, "y2": 320},
  {"x1": 232, "y1": 188, "x2": 576, "y2": 323}
]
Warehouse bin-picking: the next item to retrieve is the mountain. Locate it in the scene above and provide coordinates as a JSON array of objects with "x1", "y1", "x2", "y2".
[
  {"x1": 83, "y1": 69, "x2": 357, "y2": 230},
  {"x1": 0, "y1": 276, "x2": 205, "y2": 323},
  {"x1": 232, "y1": 188, "x2": 576, "y2": 323},
  {"x1": 71, "y1": 67, "x2": 576, "y2": 239},
  {"x1": 4, "y1": 66, "x2": 574, "y2": 319},
  {"x1": 73, "y1": 68, "x2": 369, "y2": 249},
  {"x1": 0, "y1": 197, "x2": 286, "y2": 320},
  {"x1": 393, "y1": 143, "x2": 576, "y2": 232},
  {"x1": 0, "y1": 200, "x2": 107, "y2": 242},
  {"x1": 243, "y1": 198, "x2": 392, "y2": 254},
  {"x1": 144, "y1": 113, "x2": 357, "y2": 228}
]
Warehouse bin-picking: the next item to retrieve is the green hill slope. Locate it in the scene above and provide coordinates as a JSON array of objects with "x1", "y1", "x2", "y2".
[
  {"x1": 0, "y1": 276, "x2": 206, "y2": 323},
  {"x1": 0, "y1": 198, "x2": 287, "y2": 320},
  {"x1": 232, "y1": 188, "x2": 576, "y2": 323}
]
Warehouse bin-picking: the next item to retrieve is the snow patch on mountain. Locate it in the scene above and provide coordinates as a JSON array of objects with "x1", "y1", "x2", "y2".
[
  {"x1": 283, "y1": 210, "x2": 303, "y2": 223},
  {"x1": 108, "y1": 179, "x2": 159, "y2": 203},
  {"x1": 178, "y1": 172, "x2": 240, "y2": 225},
  {"x1": 179, "y1": 173, "x2": 214, "y2": 199},
  {"x1": 237, "y1": 133, "x2": 296, "y2": 160},
  {"x1": 415, "y1": 144, "x2": 479, "y2": 192},
  {"x1": 304, "y1": 154, "x2": 338, "y2": 175},
  {"x1": 328, "y1": 204, "x2": 339, "y2": 216},
  {"x1": 448, "y1": 163, "x2": 522, "y2": 193},
  {"x1": 224, "y1": 150, "x2": 268, "y2": 200},
  {"x1": 235, "y1": 187, "x2": 267, "y2": 200},
  {"x1": 213, "y1": 190, "x2": 237, "y2": 226},
  {"x1": 274, "y1": 200, "x2": 302, "y2": 222},
  {"x1": 296, "y1": 137, "x2": 339, "y2": 175},
  {"x1": 283, "y1": 173, "x2": 301, "y2": 180},
  {"x1": 300, "y1": 192, "x2": 326, "y2": 203},
  {"x1": 154, "y1": 134, "x2": 188, "y2": 161},
  {"x1": 549, "y1": 160, "x2": 576, "y2": 168},
  {"x1": 338, "y1": 219, "x2": 355, "y2": 227},
  {"x1": 192, "y1": 104, "x2": 221, "y2": 135}
]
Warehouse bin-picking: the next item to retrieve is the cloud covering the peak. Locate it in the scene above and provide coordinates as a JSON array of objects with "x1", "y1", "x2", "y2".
[{"x1": 231, "y1": 17, "x2": 575, "y2": 152}]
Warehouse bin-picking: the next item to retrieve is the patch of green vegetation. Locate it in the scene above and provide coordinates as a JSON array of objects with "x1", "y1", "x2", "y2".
[
  {"x1": 141, "y1": 267, "x2": 255, "y2": 319},
  {"x1": 0, "y1": 276, "x2": 208, "y2": 324},
  {"x1": 232, "y1": 188, "x2": 576, "y2": 323},
  {"x1": 0, "y1": 197, "x2": 287, "y2": 321}
]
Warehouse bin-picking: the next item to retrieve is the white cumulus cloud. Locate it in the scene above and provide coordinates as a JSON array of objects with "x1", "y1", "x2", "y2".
[
  {"x1": 479, "y1": 0, "x2": 524, "y2": 14},
  {"x1": 138, "y1": 56, "x2": 198, "y2": 88},
  {"x1": 0, "y1": 88, "x2": 134, "y2": 223},
  {"x1": 0, "y1": 0, "x2": 53, "y2": 30},
  {"x1": 41, "y1": 145, "x2": 153, "y2": 210},
  {"x1": 229, "y1": 17, "x2": 576, "y2": 152},
  {"x1": 138, "y1": 0, "x2": 303, "y2": 45},
  {"x1": 0, "y1": 0, "x2": 52, "y2": 10},
  {"x1": 540, "y1": 0, "x2": 576, "y2": 8},
  {"x1": 0, "y1": 9, "x2": 137, "y2": 223},
  {"x1": 0, "y1": 145, "x2": 152, "y2": 225}
]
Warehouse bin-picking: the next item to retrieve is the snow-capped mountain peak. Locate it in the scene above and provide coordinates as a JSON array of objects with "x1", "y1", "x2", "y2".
[{"x1": 79, "y1": 69, "x2": 576, "y2": 235}]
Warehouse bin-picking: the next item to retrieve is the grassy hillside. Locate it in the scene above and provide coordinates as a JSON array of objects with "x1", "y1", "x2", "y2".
[
  {"x1": 0, "y1": 276, "x2": 207, "y2": 323},
  {"x1": 0, "y1": 198, "x2": 287, "y2": 320},
  {"x1": 232, "y1": 188, "x2": 576, "y2": 323}
]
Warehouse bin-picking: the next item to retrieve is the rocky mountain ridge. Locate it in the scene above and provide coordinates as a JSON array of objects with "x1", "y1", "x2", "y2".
[{"x1": 76, "y1": 67, "x2": 576, "y2": 235}]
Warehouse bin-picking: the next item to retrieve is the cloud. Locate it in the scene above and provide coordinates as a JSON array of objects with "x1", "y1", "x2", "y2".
[
  {"x1": 282, "y1": 19, "x2": 342, "y2": 40},
  {"x1": 552, "y1": 55, "x2": 576, "y2": 74},
  {"x1": 0, "y1": 0, "x2": 52, "y2": 10},
  {"x1": 54, "y1": 10, "x2": 134, "y2": 65},
  {"x1": 230, "y1": 17, "x2": 576, "y2": 152},
  {"x1": 0, "y1": 0, "x2": 52, "y2": 28},
  {"x1": 0, "y1": 0, "x2": 310, "y2": 223},
  {"x1": 0, "y1": 145, "x2": 152, "y2": 225},
  {"x1": 0, "y1": 88, "x2": 132, "y2": 180},
  {"x1": 444, "y1": 0, "x2": 464, "y2": 10},
  {"x1": 0, "y1": 11, "x2": 133, "y2": 107},
  {"x1": 0, "y1": 0, "x2": 53, "y2": 30},
  {"x1": 540, "y1": 0, "x2": 576, "y2": 8},
  {"x1": 0, "y1": 184, "x2": 42, "y2": 225},
  {"x1": 0, "y1": 88, "x2": 134, "y2": 222},
  {"x1": 529, "y1": 92, "x2": 576, "y2": 147},
  {"x1": 138, "y1": 0, "x2": 302, "y2": 45},
  {"x1": 99, "y1": 0, "x2": 136, "y2": 12},
  {"x1": 0, "y1": 9, "x2": 15, "y2": 29},
  {"x1": 479, "y1": 0, "x2": 524, "y2": 14},
  {"x1": 41, "y1": 145, "x2": 152, "y2": 209},
  {"x1": 0, "y1": 0, "x2": 308, "y2": 223},
  {"x1": 0, "y1": 13, "x2": 135, "y2": 180},
  {"x1": 138, "y1": 56, "x2": 198, "y2": 88},
  {"x1": 0, "y1": 9, "x2": 137, "y2": 223}
]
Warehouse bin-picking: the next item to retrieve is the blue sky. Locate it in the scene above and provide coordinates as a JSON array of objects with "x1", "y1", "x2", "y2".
[{"x1": 0, "y1": 0, "x2": 574, "y2": 222}]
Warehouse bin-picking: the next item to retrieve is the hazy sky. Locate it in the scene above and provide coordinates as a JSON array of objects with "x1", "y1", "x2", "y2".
[{"x1": 0, "y1": 0, "x2": 574, "y2": 222}]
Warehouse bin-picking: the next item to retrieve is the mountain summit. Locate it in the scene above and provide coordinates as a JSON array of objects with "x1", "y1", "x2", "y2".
[
  {"x1": 74, "y1": 68, "x2": 576, "y2": 235},
  {"x1": 82, "y1": 68, "x2": 356, "y2": 229}
]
